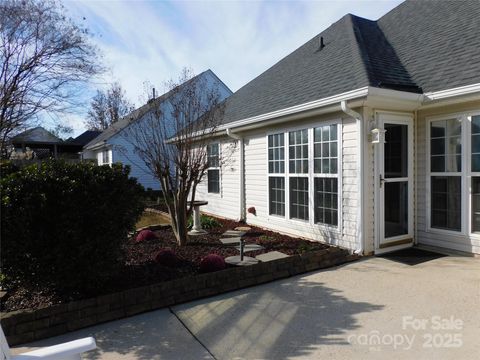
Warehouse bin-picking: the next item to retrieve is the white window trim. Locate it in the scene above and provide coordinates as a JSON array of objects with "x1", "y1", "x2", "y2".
[
  {"x1": 207, "y1": 142, "x2": 222, "y2": 196},
  {"x1": 426, "y1": 112, "x2": 471, "y2": 236},
  {"x1": 265, "y1": 119, "x2": 343, "y2": 233}
]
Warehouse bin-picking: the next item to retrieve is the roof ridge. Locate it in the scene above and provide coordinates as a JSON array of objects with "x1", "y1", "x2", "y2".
[{"x1": 343, "y1": 14, "x2": 372, "y2": 87}]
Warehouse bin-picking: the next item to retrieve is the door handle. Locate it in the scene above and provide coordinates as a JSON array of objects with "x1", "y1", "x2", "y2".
[{"x1": 379, "y1": 176, "x2": 385, "y2": 188}]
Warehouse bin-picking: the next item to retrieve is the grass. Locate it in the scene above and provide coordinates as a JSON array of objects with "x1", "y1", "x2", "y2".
[{"x1": 136, "y1": 211, "x2": 170, "y2": 229}]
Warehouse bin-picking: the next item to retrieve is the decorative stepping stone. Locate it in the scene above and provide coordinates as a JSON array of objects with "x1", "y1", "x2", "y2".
[
  {"x1": 235, "y1": 244, "x2": 264, "y2": 253},
  {"x1": 256, "y1": 251, "x2": 289, "y2": 262},
  {"x1": 225, "y1": 255, "x2": 259, "y2": 266},
  {"x1": 220, "y1": 237, "x2": 242, "y2": 245},
  {"x1": 222, "y1": 230, "x2": 246, "y2": 237},
  {"x1": 234, "y1": 226, "x2": 251, "y2": 232}
]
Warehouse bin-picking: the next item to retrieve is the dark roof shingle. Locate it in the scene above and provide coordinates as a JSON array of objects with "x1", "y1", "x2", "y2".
[{"x1": 220, "y1": 0, "x2": 480, "y2": 125}]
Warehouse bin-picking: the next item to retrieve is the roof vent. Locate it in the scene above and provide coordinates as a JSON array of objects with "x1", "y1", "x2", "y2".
[{"x1": 318, "y1": 36, "x2": 325, "y2": 51}]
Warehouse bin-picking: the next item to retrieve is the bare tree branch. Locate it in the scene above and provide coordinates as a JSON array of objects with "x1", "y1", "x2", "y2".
[
  {"x1": 121, "y1": 68, "x2": 233, "y2": 246},
  {"x1": 0, "y1": 0, "x2": 104, "y2": 157}
]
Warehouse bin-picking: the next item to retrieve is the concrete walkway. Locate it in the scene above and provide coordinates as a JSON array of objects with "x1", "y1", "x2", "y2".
[{"x1": 13, "y1": 255, "x2": 480, "y2": 359}]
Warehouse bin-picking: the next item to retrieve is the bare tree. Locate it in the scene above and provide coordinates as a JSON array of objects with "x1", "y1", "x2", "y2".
[
  {"x1": 0, "y1": 0, "x2": 103, "y2": 158},
  {"x1": 85, "y1": 82, "x2": 134, "y2": 131},
  {"x1": 122, "y1": 69, "x2": 231, "y2": 246}
]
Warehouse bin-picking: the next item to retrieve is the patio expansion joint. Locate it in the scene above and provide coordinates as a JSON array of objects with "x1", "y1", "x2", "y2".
[{"x1": 168, "y1": 306, "x2": 218, "y2": 360}]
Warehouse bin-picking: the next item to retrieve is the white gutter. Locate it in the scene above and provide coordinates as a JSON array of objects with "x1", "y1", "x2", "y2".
[
  {"x1": 424, "y1": 83, "x2": 480, "y2": 101},
  {"x1": 340, "y1": 101, "x2": 364, "y2": 255},
  {"x1": 222, "y1": 86, "x2": 369, "y2": 131},
  {"x1": 226, "y1": 128, "x2": 245, "y2": 221}
]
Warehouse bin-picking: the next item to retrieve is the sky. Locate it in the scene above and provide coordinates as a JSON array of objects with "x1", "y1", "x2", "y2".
[{"x1": 61, "y1": 0, "x2": 403, "y2": 136}]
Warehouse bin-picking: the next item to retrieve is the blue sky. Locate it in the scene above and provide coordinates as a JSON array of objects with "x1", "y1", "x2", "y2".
[{"x1": 62, "y1": 0, "x2": 403, "y2": 135}]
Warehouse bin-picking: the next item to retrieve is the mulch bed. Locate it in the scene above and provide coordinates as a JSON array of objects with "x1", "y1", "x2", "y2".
[{"x1": 1, "y1": 217, "x2": 328, "y2": 312}]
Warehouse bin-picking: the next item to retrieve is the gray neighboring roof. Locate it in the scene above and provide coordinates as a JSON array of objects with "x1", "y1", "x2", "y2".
[
  {"x1": 84, "y1": 69, "x2": 232, "y2": 149},
  {"x1": 11, "y1": 127, "x2": 62, "y2": 144},
  {"x1": 68, "y1": 130, "x2": 102, "y2": 146},
  {"x1": 220, "y1": 0, "x2": 480, "y2": 125}
]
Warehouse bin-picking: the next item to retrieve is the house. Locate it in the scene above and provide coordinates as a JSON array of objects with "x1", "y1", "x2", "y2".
[
  {"x1": 82, "y1": 69, "x2": 232, "y2": 190},
  {"x1": 10, "y1": 127, "x2": 100, "y2": 160},
  {"x1": 194, "y1": 0, "x2": 480, "y2": 255}
]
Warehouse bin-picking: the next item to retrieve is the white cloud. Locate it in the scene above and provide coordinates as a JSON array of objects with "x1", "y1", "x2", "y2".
[{"x1": 63, "y1": 0, "x2": 402, "y2": 136}]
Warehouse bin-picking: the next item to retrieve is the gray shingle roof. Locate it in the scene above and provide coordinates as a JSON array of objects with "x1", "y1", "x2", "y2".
[
  {"x1": 221, "y1": 0, "x2": 480, "y2": 125},
  {"x1": 84, "y1": 69, "x2": 231, "y2": 149}
]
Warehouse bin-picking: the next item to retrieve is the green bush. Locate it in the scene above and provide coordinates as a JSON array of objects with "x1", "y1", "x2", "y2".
[
  {"x1": 187, "y1": 214, "x2": 222, "y2": 230},
  {"x1": 0, "y1": 160, "x2": 144, "y2": 291}
]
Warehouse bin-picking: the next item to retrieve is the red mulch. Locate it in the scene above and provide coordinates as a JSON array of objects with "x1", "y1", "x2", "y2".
[{"x1": 1, "y1": 217, "x2": 328, "y2": 312}]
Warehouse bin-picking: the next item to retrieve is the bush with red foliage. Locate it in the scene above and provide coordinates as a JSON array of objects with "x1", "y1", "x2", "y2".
[
  {"x1": 154, "y1": 249, "x2": 178, "y2": 267},
  {"x1": 199, "y1": 254, "x2": 226, "y2": 273},
  {"x1": 136, "y1": 229, "x2": 157, "y2": 242}
]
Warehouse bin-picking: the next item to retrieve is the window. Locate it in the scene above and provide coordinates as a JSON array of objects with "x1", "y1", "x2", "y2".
[
  {"x1": 207, "y1": 143, "x2": 220, "y2": 193},
  {"x1": 288, "y1": 129, "x2": 309, "y2": 221},
  {"x1": 472, "y1": 177, "x2": 480, "y2": 233},
  {"x1": 102, "y1": 150, "x2": 110, "y2": 165},
  {"x1": 429, "y1": 118, "x2": 462, "y2": 232},
  {"x1": 268, "y1": 133, "x2": 285, "y2": 216},
  {"x1": 266, "y1": 124, "x2": 341, "y2": 227},
  {"x1": 313, "y1": 125, "x2": 339, "y2": 226}
]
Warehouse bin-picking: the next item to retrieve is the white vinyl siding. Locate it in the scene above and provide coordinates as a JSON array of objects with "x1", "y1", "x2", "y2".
[{"x1": 195, "y1": 140, "x2": 240, "y2": 220}]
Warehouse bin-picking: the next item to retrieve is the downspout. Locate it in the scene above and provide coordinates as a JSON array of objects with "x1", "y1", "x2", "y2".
[
  {"x1": 341, "y1": 101, "x2": 364, "y2": 255},
  {"x1": 226, "y1": 128, "x2": 246, "y2": 221}
]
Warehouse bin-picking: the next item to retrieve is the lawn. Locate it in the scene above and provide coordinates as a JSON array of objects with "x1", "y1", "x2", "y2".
[{"x1": 136, "y1": 210, "x2": 170, "y2": 229}]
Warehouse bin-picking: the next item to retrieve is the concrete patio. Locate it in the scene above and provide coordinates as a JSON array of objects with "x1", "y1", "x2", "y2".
[{"x1": 12, "y1": 254, "x2": 480, "y2": 359}]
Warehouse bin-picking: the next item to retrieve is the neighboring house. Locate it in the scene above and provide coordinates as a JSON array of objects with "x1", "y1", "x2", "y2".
[
  {"x1": 82, "y1": 70, "x2": 232, "y2": 190},
  {"x1": 10, "y1": 127, "x2": 99, "y2": 160},
  {"x1": 194, "y1": 0, "x2": 480, "y2": 255}
]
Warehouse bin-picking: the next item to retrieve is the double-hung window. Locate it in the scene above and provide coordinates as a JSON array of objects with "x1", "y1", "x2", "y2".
[
  {"x1": 429, "y1": 118, "x2": 462, "y2": 231},
  {"x1": 288, "y1": 129, "x2": 309, "y2": 221},
  {"x1": 207, "y1": 143, "x2": 220, "y2": 194},
  {"x1": 471, "y1": 115, "x2": 480, "y2": 233},
  {"x1": 268, "y1": 133, "x2": 285, "y2": 216},
  {"x1": 313, "y1": 125, "x2": 339, "y2": 226}
]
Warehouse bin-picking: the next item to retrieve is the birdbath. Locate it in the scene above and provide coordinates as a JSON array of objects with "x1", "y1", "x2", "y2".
[{"x1": 188, "y1": 200, "x2": 208, "y2": 235}]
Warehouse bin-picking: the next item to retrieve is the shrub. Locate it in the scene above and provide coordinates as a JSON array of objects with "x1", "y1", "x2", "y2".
[
  {"x1": 199, "y1": 254, "x2": 226, "y2": 273},
  {"x1": 0, "y1": 161, "x2": 19, "y2": 178},
  {"x1": 0, "y1": 160, "x2": 144, "y2": 291},
  {"x1": 136, "y1": 229, "x2": 157, "y2": 242},
  {"x1": 187, "y1": 215, "x2": 222, "y2": 230},
  {"x1": 154, "y1": 249, "x2": 178, "y2": 267}
]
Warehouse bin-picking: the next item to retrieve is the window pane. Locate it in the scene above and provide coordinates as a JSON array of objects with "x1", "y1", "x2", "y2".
[
  {"x1": 269, "y1": 177, "x2": 285, "y2": 216},
  {"x1": 472, "y1": 119, "x2": 480, "y2": 172},
  {"x1": 289, "y1": 177, "x2": 309, "y2": 221},
  {"x1": 289, "y1": 129, "x2": 308, "y2": 173},
  {"x1": 472, "y1": 177, "x2": 480, "y2": 232},
  {"x1": 430, "y1": 119, "x2": 462, "y2": 173},
  {"x1": 431, "y1": 176, "x2": 461, "y2": 231},
  {"x1": 268, "y1": 133, "x2": 285, "y2": 174},
  {"x1": 384, "y1": 123, "x2": 408, "y2": 178},
  {"x1": 208, "y1": 169, "x2": 220, "y2": 193},
  {"x1": 207, "y1": 143, "x2": 219, "y2": 167},
  {"x1": 314, "y1": 124, "x2": 338, "y2": 174},
  {"x1": 314, "y1": 178, "x2": 338, "y2": 226},
  {"x1": 384, "y1": 181, "x2": 408, "y2": 237}
]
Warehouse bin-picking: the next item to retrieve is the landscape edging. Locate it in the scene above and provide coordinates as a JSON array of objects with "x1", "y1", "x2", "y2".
[{"x1": 1, "y1": 247, "x2": 358, "y2": 346}]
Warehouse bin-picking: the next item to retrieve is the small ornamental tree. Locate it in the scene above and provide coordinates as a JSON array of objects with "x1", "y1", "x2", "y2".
[{"x1": 121, "y1": 69, "x2": 232, "y2": 246}]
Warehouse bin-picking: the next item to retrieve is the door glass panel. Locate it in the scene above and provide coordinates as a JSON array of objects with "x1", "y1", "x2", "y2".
[
  {"x1": 384, "y1": 124, "x2": 408, "y2": 178},
  {"x1": 384, "y1": 181, "x2": 409, "y2": 238}
]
